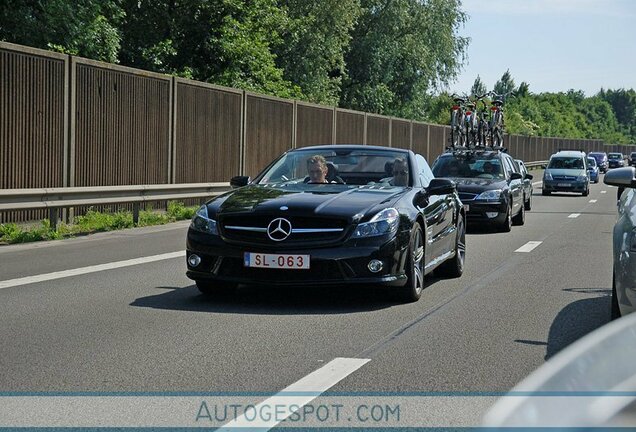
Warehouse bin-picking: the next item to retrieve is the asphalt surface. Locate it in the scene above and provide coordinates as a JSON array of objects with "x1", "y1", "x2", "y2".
[{"x1": 0, "y1": 176, "x2": 619, "y2": 400}]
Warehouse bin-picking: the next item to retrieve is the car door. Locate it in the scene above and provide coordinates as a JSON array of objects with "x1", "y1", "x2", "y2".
[
  {"x1": 414, "y1": 154, "x2": 456, "y2": 261},
  {"x1": 503, "y1": 156, "x2": 523, "y2": 214}
]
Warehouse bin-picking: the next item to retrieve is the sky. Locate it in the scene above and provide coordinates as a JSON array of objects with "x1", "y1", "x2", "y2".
[{"x1": 448, "y1": 0, "x2": 636, "y2": 96}]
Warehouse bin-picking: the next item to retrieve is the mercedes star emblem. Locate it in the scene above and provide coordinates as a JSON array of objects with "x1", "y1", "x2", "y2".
[{"x1": 267, "y1": 218, "x2": 292, "y2": 241}]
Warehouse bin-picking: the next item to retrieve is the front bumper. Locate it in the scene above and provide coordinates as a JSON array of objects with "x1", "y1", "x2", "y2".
[
  {"x1": 185, "y1": 230, "x2": 409, "y2": 287},
  {"x1": 542, "y1": 180, "x2": 588, "y2": 193},
  {"x1": 609, "y1": 162, "x2": 625, "y2": 169},
  {"x1": 463, "y1": 200, "x2": 508, "y2": 225}
]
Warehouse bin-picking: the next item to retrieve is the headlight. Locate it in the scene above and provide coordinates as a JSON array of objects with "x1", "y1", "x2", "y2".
[
  {"x1": 577, "y1": 175, "x2": 588, "y2": 182},
  {"x1": 474, "y1": 189, "x2": 503, "y2": 201},
  {"x1": 544, "y1": 172, "x2": 553, "y2": 181},
  {"x1": 352, "y1": 208, "x2": 400, "y2": 238},
  {"x1": 190, "y1": 205, "x2": 218, "y2": 235}
]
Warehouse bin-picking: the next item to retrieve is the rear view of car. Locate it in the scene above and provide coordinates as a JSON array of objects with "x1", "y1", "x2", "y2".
[
  {"x1": 588, "y1": 152, "x2": 608, "y2": 173},
  {"x1": 608, "y1": 152, "x2": 625, "y2": 169}
]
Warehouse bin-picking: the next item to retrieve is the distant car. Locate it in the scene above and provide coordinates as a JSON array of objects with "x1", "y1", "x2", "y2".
[
  {"x1": 515, "y1": 159, "x2": 534, "y2": 210},
  {"x1": 630, "y1": 152, "x2": 636, "y2": 166},
  {"x1": 186, "y1": 145, "x2": 466, "y2": 303},
  {"x1": 542, "y1": 150, "x2": 590, "y2": 196},
  {"x1": 603, "y1": 167, "x2": 636, "y2": 319},
  {"x1": 431, "y1": 148, "x2": 525, "y2": 232},
  {"x1": 588, "y1": 151, "x2": 608, "y2": 173},
  {"x1": 608, "y1": 152, "x2": 625, "y2": 169},
  {"x1": 586, "y1": 156, "x2": 599, "y2": 183}
]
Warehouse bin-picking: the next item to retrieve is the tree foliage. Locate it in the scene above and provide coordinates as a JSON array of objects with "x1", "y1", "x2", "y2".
[{"x1": 341, "y1": 0, "x2": 468, "y2": 119}]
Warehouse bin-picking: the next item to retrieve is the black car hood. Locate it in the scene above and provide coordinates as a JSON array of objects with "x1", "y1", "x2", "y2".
[
  {"x1": 445, "y1": 177, "x2": 508, "y2": 193},
  {"x1": 208, "y1": 184, "x2": 406, "y2": 221}
]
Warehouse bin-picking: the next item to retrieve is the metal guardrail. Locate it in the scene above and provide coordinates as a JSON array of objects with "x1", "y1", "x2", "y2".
[
  {"x1": 525, "y1": 161, "x2": 548, "y2": 168},
  {"x1": 0, "y1": 183, "x2": 232, "y2": 229}
]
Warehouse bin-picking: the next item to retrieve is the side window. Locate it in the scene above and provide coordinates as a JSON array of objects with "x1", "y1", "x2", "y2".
[
  {"x1": 415, "y1": 154, "x2": 434, "y2": 188},
  {"x1": 501, "y1": 156, "x2": 514, "y2": 177}
]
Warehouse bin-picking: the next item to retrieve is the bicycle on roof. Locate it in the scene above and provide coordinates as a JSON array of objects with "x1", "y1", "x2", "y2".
[{"x1": 450, "y1": 94, "x2": 469, "y2": 148}]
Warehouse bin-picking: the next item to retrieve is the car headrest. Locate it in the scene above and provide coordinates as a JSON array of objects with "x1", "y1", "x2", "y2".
[
  {"x1": 384, "y1": 161, "x2": 394, "y2": 177},
  {"x1": 326, "y1": 162, "x2": 339, "y2": 181}
]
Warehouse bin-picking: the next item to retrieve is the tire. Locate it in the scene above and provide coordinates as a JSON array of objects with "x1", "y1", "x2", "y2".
[
  {"x1": 196, "y1": 280, "x2": 237, "y2": 295},
  {"x1": 512, "y1": 202, "x2": 525, "y2": 226},
  {"x1": 583, "y1": 187, "x2": 589, "y2": 197},
  {"x1": 611, "y1": 271, "x2": 621, "y2": 320},
  {"x1": 436, "y1": 214, "x2": 465, "y2": 278},
  {"x1": 400, "y1": 224, "x2": 425, "y2": 302},
  {"x1": 498, "y1": 204, "x2": 512, "y2": 232},
  {"x1": 542, "y1": 189, "x2": 551, "y2": 196},
  {"x1": 524, "y1": 192, "x2": 532, "y2": 211}
]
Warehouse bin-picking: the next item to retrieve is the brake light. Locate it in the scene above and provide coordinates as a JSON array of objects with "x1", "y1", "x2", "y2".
[
  {"x1": 491, "y1": 106, "x2": 499, "y2": 111},
  {"x1": 465, "y1": 111, "x2": 472, "y2": 115},
  {"x1": 452, "y1": 105, "x2": 460, "y2": 110}
]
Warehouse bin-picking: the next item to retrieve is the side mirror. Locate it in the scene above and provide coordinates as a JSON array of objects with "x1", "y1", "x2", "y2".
[
  {"x1": 541, "y1": 164, "x2": 547, "y2": 169},
  {"x1": 230, "y1": 175, "x2": 250, "y2": 188},
  {"x1": 604, "y1": 167, "x2": 636, "y2": 188},
  {"x1": 427, "y1": 178, "x2": 456, "y2": 196},
  {"x1": 510, "y1": 172, "x2": 523, "y2": 180},
  {"x1": 525, "y1": 173, "x2": 534, "y2": 180}
]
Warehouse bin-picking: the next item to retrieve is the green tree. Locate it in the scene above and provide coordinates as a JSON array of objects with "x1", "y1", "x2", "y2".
[
  {"x1": 0, "y1": 0, "x2": 123, "y2": 63},
  {"x1": 341, "y1": 0, "x2": 468, "y2": 119},
  {"x1": 274, "y1": 0, "x2": 361, "y2": 105},
  {"x1": 493, "y1": 69, "x2": 516, "y2": 98},
  {"x1": 470, "y1": 75, "x2": 487, "y2": 97},
  {"x1": 119, "y1": 0, "x2": 300, "y2": 98}
]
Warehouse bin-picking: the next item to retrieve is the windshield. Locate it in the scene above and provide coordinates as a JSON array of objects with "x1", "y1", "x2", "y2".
[
  {"x1": 587, "y1": 158, "x2": 596, "y2": 167},
  {"x1": 608, "y1": 153, "x2": 622, "y2": 159},
  {"x1": 547, "y1": 157, "x2": 584, "y2": 169},
  {"x1": 255, "y1": 149, "x2": 411, "y2": 186},
  {"x1": 432, "y1": 155, "x2": 505, "y2": 179}
]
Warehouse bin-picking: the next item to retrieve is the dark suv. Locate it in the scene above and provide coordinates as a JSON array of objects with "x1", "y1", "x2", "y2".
[
  {"x1": 588, "y1": 152, "x2": 609, "y2": 173},
  {"x1": 431, "y1": 148, "x2": 525, "y2": 232},
  {"x1": 630, "y1": 152, "x2": 636, "y2": 166}
]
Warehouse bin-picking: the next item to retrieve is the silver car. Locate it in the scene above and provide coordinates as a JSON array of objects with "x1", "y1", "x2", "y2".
[{"x1": 604, "y1": 167, "x2": 636, "y2": 318}]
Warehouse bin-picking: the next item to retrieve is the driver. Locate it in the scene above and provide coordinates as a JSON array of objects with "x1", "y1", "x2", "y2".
[
  {"x1": 390, "y1": 158, "x2": 409, "y2": 186},
  {"x1": 306, "y1": 155, "x2": 329, "y2": 183}
]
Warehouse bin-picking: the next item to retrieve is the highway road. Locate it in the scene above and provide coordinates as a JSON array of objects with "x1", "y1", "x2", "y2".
[{"x1": 0, "y1": 177, "x2": 621, "y2": 426}]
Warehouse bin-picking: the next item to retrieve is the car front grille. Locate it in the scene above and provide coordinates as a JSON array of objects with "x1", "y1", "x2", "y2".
[
  {"x1": 458, "y1": 192, "x2": 477, "y2": 202},
  {"x1": 552, "y1": 175, "x2": 577, "y2": 181},
  {"x1": 219, "y1": 215, "x2": 349, "y2": 247}
]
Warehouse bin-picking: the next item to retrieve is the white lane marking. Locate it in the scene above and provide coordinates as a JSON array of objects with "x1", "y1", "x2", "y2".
[
  {"x1": 568, "y1": 213, "x2": 581, "y2": 218},
  {"x1": 218, "y1": 357, "x2": 370, "y2": 431},
  {"x1": 601, "y1": 191, "x2": 607, "y2": 194},
  {"x1": 532, "y1": 181, "x2": 543, "y2": 187},
  {"x1": 589, "y1": 199, "x2": 598, "y2": 203},
  {"x1": 0, "y1": 251, "x2": 185, "y2": 290},
  {"x1": 514, "y1": 241, "x2": 543, "y2": 253}
]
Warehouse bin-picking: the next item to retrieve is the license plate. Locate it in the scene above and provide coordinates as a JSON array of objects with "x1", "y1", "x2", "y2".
[
  {"x1": 463, "y1": 204, "x2": 470, "y2": 212},
  {"x1": 557, "y1": 183, "x2": 571, "y2": 187},
  {"x1": 244, "y1": 253, "x2": 310, "y2": 270}
]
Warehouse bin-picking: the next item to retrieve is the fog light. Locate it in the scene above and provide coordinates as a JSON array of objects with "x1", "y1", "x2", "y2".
[
  {"x1": 188, "y1": 254, "x2": 202, "y2": 267},
  {"x1": 368, "y1": 259, "x2": 383, "y2": 273},
  {"x1": 486, "y1": 212, "x2": 499, "y2": 219}
]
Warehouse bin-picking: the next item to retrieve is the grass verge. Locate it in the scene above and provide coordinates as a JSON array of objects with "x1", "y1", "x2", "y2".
[{"x1": 0, "y1": 201, "x2": 198, "y2": 245}]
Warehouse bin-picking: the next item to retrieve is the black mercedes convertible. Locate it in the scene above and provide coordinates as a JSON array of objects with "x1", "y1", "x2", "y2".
[{"x1": 186, "y1": 145, "x2": 466, "y2": 302}]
